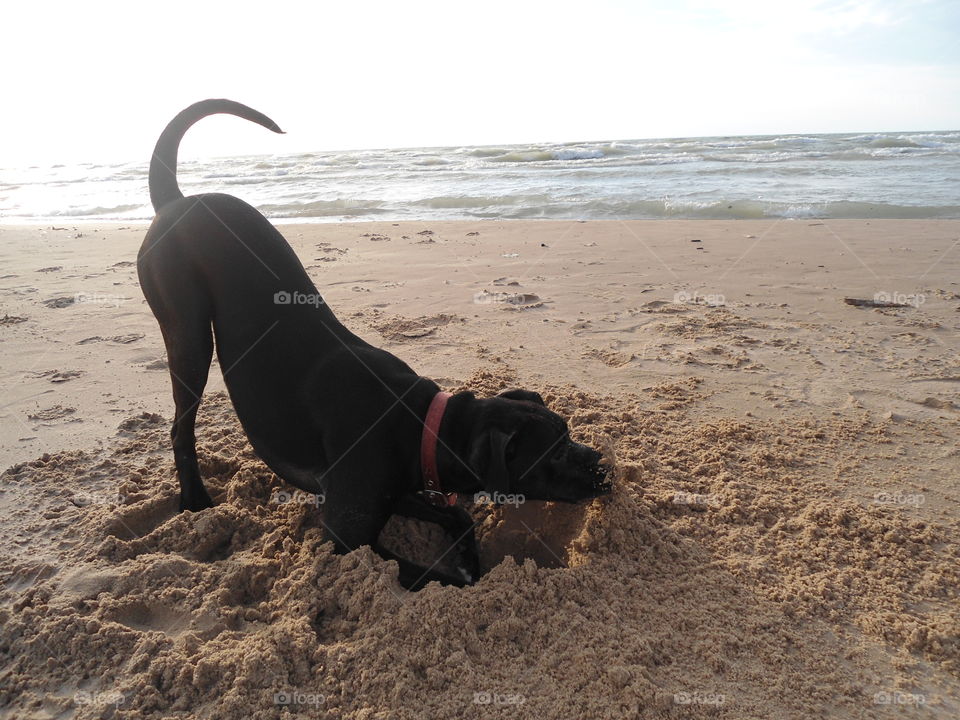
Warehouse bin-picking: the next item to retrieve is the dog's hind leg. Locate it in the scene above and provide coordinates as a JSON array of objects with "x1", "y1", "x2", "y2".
[{"x1": 158, "y1": 312, "x2": 215, "y2": 512}]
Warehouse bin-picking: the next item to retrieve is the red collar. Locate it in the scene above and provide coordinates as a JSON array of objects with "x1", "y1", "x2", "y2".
[{"x1": 420, "y1": 391, "x2": 457, "y2": 507}]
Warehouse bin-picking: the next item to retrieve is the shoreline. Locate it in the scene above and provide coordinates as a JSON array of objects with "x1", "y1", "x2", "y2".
[{"x1": 5, "y1": 205, "x2": 960, "y2": 226}]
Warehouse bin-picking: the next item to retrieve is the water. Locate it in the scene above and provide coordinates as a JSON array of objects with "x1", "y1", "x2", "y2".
[{"x1": 2, "y1": 131, "x2": 958, "y2": 223}]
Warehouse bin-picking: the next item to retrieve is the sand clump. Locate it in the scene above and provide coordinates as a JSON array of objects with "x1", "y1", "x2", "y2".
[
  {"x1": 1, "y1": 368, "x2": 959, "y2": 719},
  {"x1": 370, "y1": 313, "x2": 461, "y2": 342}
]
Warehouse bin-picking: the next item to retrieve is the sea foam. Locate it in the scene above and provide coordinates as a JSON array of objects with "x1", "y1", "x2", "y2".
[{"x1": 3, "y1": 131, "x2": 957, "y2": 223}]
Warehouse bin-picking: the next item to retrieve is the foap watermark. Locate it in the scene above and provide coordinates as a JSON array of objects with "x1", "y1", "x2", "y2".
[
  {"x1": 873, "y1": 691, "x2": 925, "y2": 706},
  {"x1": 673, "y1": 290, "x2": 725, "y2": 307},
  {"x1": 873, "y1": 491, "x2": 925, "y2": 508},
  {"x1": 75, "y1": 292, "x2": 125, "y2": 308},
  {"x1": 74, "y1": 690, "x2": 125, "y2": 707},
  {"x1": 270, "y1": 489, "x2": 325, "y2": 506},
  {"x1": 474, "y1": 491, "x2": 525, "y2": 507},
  {"x1": 672, "y1": 491, "x2": 721, "y2": 508},
  {"x1": 273, "y1": 290, "x2": 325, "y2": 307},
  {"x1": 873, "y1": 291, "x2": 925, "y2": 308},
  {"x1": 472, "y1": 290, "x2": 541, "y2": 308},
  {"x1": 70, "y1": 490, "x2": 128, "y2": 507},
  {"x1": 674, "y1": 691, "x2": 725, "y2": 706},
  {"x1": 274, "y1": 690, "x2": 325, "y2": 707},
  {"x1": 474, "y1": 691, "x2": 525, "y2": 706}
]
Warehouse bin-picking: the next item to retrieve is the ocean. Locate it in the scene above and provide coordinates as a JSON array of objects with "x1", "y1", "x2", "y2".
[{"x1": 2, "y1": 131, "x2": 958, "y2": 223}]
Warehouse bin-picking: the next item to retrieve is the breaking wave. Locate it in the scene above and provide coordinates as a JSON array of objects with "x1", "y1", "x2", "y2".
[{"x1": 3, "y1": 130, "x2": 958, "y2": 223}]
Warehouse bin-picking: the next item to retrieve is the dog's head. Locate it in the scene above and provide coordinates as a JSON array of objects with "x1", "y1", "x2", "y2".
[{"x1": 465, "y1": 388, "x2": 612, "y2": 503}]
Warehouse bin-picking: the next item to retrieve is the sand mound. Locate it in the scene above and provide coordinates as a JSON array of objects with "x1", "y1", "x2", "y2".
[{"x1": 1, "y1": 369, "x2": 958, "y2": 719}]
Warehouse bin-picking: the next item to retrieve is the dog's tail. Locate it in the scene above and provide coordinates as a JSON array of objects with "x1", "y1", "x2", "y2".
[{"x1": 149, "y1": 99, "x2": 285, "y2": 213}]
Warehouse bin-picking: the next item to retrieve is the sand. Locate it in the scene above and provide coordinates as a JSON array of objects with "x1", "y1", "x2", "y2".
[{"x1": 1, "y1": 219, "x2": 959, "y2": 719}]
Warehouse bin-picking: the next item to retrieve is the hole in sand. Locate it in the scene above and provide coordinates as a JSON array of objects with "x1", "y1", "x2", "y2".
[{"x1": 477, "y1": 501, "x2": 589, "y2": 570}]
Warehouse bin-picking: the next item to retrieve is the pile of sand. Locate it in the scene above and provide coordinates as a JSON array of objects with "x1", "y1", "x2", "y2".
[{"x1": 1, "y1": 368, "x2": 958, "y2": 719}]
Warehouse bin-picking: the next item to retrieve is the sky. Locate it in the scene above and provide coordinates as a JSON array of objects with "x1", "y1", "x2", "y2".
[{"x1": 2, "y1": 0, "x2": 958, "y2": 166}]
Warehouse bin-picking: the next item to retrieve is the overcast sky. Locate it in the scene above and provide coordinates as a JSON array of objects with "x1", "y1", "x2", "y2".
[{"x1": 2, "y1": 0, "x2": 958, "y2": 166}]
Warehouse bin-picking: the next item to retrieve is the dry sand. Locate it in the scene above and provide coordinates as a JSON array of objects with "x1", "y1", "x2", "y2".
[{"x1": 1, "y1": 219, "x2": 959, "y2": 719}]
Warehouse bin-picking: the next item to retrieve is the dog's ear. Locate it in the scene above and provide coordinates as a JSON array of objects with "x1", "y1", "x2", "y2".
[
  {"x1": 470, "y1": 428, "x2": 514, "y2": 496},
  {"x1": 497, "y1": 388, "x2": 545, "y2": 406},
  {"x1": 485, "y1": 429, "x2": 515, "y2": 496}
]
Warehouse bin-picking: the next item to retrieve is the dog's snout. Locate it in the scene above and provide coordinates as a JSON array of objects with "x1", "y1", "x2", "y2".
[
  {"x1": 570, "y1": 440, "x2": 601, "y2": 462},
  {"x1": 569, "y1": 441, "x2": 611, "y2": 496},
  {"x1": 590, "y1": 461, "x2": 612, "y2": 495}
]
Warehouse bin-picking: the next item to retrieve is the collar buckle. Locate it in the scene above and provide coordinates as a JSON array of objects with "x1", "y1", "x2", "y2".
[{"x1": 420, "y1": 489, "x2": 458, "y2": 507}]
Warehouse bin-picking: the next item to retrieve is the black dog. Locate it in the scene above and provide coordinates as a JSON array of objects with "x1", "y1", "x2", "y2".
[{"x1": 137, "y1": 99, "x2": 611, "y2": 589}]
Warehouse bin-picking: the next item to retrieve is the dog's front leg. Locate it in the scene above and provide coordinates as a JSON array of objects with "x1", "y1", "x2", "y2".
[
  {"x1": 320, "y1": 500, "x2": 468, "y2": 590},
  {"x1": 318, "y1": 465, "x2": 467, "y2": 590},
  {"x1": 393, "y1": 494, "x2": 480, "y2": 584},
  {"x1": 372, "y1": 545, "x2": 469, "y2": 591}
]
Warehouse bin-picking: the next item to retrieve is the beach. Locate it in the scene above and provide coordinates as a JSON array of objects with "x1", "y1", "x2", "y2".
[{"x1": 2, "y1": 218, "x2": 959, "y2": 718}]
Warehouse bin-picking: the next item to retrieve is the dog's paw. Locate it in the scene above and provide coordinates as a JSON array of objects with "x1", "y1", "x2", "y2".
[
  {"x1": 178, "y1": 490, "x2": 214, "y2": 513},
  {"x1": 455, "y1": 565, "x2": 477, "y2": 585},
  {"x1": 455, "y1": 541, "x2": 480, "y2": 581}
]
